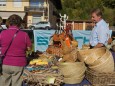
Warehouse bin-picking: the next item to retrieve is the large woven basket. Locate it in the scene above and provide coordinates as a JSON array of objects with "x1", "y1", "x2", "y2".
[
  {"x1": 58, "y1": 62, "x2": 86, "y2": 84},
  {"x1": 88, "y1": 49, "x2": 110, "y2": 67},
  {"x1": 58, "y1": 62, "x2": 86, "y2": 76},
  {"x1": 85, "y1": 69, "x2": 115, "y2": 85},
  {"x1": 77, "y1": 47, "x2": 106, "y2": 64},
  {"x1": 89, "y1": 50, "x2": 114, "y2": 73},
  {"x1": 64, "y1": 75, "x2": 85, "y2": 84}
]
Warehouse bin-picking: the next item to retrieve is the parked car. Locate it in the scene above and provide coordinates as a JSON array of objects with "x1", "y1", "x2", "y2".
[
  {"x1": 29, "y1": 21, "x2": 52, "y2": 30},
  {"x1": 0, "y1": 24, "x2": 26, "y2": 29},
  {"x1": 1, "y1": 25, "x2": 7, "y2": 29}
]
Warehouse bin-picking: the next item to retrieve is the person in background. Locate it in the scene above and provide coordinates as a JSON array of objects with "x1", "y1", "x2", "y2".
[
  {"x1": 89, "y1": 8, "x2": 110, "y2": 48},
  {"x1": 0, "y1": 14, "x2": 32, "y2": 86},
  {"x1": 0, "y1": 16, "x2": 3, "y2": 29}
]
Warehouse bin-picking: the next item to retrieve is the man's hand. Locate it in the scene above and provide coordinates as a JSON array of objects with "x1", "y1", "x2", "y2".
[{"x1": 94, "y1": 43, "x2": 104, "y2": 48}]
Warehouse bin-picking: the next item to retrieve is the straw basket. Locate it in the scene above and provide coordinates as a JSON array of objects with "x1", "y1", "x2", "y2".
[
  {"x1": 89, "y1": 50, "x2": 114, "y2": 73},
  {"x1": 88, "y1": 49, "x2": 110, "y2": 67},
  {"x1": 85, "y1": 69, "x2": 115, "y2": 85},
  {"x1": 112, "y1": 45, "x2": 115, "y2": 52},
  {"x1": 77, "y1": 47, "x2": 106, "y2": 64},
  {"x1": 58, "y1": 62, "x2": 86, "y2": 84},
  {"x1": 64, "y1": 75, "x2": 85, "y2": 84}
]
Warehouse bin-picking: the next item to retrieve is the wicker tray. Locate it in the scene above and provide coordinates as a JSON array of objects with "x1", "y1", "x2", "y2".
[
  {"x1": 23, "y1": 69, "x2": 64, "y2": 86},
  {"x1": 85, "y1": 69, "x2": 115, "y2": 86}
]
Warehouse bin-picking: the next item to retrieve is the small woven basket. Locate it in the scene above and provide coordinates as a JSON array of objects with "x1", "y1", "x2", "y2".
[{"x1": 85, "y1": 69, "x2": 115, "y2": 85}]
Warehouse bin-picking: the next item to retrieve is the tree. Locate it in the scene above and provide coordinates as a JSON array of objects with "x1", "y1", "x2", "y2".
[
  {"x1": 60, "y1": 0, "x2": 103, "y2": 20},
  {"x1": 103, "y1": 0, "x2": 115, "y2": 9},
  {"x1": 59, "y1": 0, "x2": 115, "y2": 25}
]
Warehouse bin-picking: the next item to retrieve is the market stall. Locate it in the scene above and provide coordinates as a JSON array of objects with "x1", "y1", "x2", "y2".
[{"x1": 22, "y1": 14, "x2": 115, "y2": 86}]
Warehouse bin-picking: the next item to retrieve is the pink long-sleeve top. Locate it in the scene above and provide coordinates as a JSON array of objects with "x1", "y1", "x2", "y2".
[{"x1": 0, "y1": 26, "x2": 32, "y2": 67}]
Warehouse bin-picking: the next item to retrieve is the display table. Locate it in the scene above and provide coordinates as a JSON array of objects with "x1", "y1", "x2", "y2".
[
  {"x1": 63, "y1": 78, "x2": 91, "y2": 86},
  {"x1": 23, "y1": 78, "x2": 91, "y2": 86}
]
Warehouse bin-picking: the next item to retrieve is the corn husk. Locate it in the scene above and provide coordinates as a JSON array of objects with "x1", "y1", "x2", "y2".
[
  {"x1": 53, "y1": 34, "x2": 60, "y2": 41},
  {"x1": 60, "y1": 39, "x2": 72, "y2": 55},
  {"x1": 60, "y1": 48, "x2": 78, "y2": 62},
  {"x1": 46, "y1": 45, "x2": 63, "y2": 57},
  {"x1": 71, "y1": 40, "x2": 78, "y2": 47},
  {"x1": 82, "y1": 44, "x2": 90, "y2": 50}
]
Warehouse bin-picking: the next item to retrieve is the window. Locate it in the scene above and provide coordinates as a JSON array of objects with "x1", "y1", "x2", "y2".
[
  {"x1": 0, "y1": 0, "x2": 6, "y2": 6},
  {"x1": 13, "y1": 0, "x2": 22, "y2": 7},
  {"x1": 30, "y1": 0, "x2": 44, "y2": 7}
]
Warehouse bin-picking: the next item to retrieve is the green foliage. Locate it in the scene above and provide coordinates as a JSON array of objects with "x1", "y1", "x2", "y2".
[
  {"x1": 59, "y1": 0, "x2": 115, "y2": 26},
  {"x1": 103, "y1": 7, "x2": 115, "y2": 26},
  {"x1": 60, "y1": 0, "x2": 103, "y2": 20},
  {"x1": 103, "y1": 0, "x2": 115, "y2": 8}
]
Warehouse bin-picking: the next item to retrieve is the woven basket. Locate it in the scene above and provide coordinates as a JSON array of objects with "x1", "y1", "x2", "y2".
[
  {"x1": 64, "y1": 66, "x2": 86, "y2": 79},
  {"x1": 58, "y1": 62, "x2": 86, "y2": 84},
  {"x1": 88, "y1": 49, "x2": 110, "y2": 67},
  {"x1": 89, "y1": 50, "x2": 114, "y2": 73},
  {"x1": 58, "y1": 62, "x2": 86, "y2": 76},
  {"x1": 58, "y1": 62, "x2": 86, "y2": 77},
  {"x1": 112, "y1": 45, "x2": 115, "y2": 52},
  {"x1": 64, "y1": 75, "x2": 85, "y2": 84},
  {"x1": 77, "y1": 47, "x2": 106, "y2": 64},
  {"x1": 85, "y1": 69, "x2": 115, "y2": 85}
]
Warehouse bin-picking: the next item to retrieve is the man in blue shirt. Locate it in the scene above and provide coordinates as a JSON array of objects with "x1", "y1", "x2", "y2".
[{"x1": 90, "y1": 8, "x2": 110, "y2": 48}]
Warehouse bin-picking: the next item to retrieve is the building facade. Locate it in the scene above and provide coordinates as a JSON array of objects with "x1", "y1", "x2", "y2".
[
  {"x1": 0, "y1": 0, "x2": 29, "y2": 24},
  {"x1": 0, "y1": 0, "x2": 62, "y2": 29}
]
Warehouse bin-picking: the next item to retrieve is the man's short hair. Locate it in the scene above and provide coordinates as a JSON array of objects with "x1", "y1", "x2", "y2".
[{"x1": 91, "y1": 8, "x2": 102, "y2": 17}]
